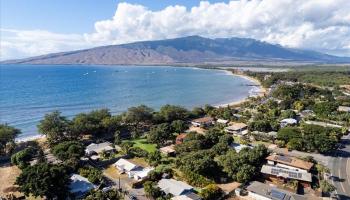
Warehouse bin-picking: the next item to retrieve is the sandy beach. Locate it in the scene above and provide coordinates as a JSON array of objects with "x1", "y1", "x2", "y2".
[{"x1": 215, "y1": 70, "x2": 267, "y2": 108}]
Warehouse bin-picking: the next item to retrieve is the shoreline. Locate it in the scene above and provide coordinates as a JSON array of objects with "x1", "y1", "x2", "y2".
[
  {"x1": 215, "y1": 70, "x2": 267, "y2": 108},
  {"x1": 13, "y1": 66, "x2": 265, "y2": 143}
]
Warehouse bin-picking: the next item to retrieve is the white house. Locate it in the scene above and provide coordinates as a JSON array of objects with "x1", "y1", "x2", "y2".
[
  {"x1": 132, "y1": 167, "x2": 154, "y2": 181},
  {"x1": 69, "y1": 174, "x2": 96, "y2": 198},
  {"x1": 280, "y1": 118, "x2": 297, "y2": 127},
  {"x1": 114, "y1": 158, "x2": 139, "y2": 173},
  {"x1": 85, "y1": 142, "x2": 115, "y2": 156},
  {"x1": 216, "y1": 119, "x2": 229, "y2": 125},
  {"x1": 191, "y1": 117, "x2": 214, "y2": 127}
]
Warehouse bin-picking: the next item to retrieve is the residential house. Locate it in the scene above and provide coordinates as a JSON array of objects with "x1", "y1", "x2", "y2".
[
  {"x1": 160, "y1": 144, "x2": 176, "y2": 156},
  {"x1": 280, "y1": 118, "x2": 297, "y2": 128},
  {"x1": 229, "y1": 143, "x2": 252, "y2": 153},
  {"x1": 131, "y1": 167, "x2": 154, "y2": 181},
  {"x1": 225, "y1": 122, "x2": 248, "y2": 136},
  {"x1": 85, "y1": 142, "x2": 115, "y2": 156},
  {"x1": 114, "y1": 158, "x2": 153, "y2": 181},
  {"x1": 216, "y1": 118, "x2": 229, "y2": 125},
  {"x1": 266, "y1": 155, "x2": 314, "y2": 172},
  {"x1": 176, "y1": 133, "x2": 188, "y2": 144},
  {"x1": 245, "y1": 181, "x2": 306, "y2": 200},
  {"x1": 191, "y1": 117, "x2": 214, "y2": 127},
  {"x1": 338, "y1": 106, "x2": 350, "y2": 113},
  {"x1": 69, "y1": 174, "x2": 96, "y2": 198},
  {"x1": 114, "y1": 158, "x2": 139, "y2": 174},
  {"x1": 263, "y1": 155, "x2": 314, "y2": 187},
  {"x1": 260, "y1": 165, "x2": 312, "y2": 187},
  {"x1": 158, "y1": 178, "x2": 195, "y2": 196}
]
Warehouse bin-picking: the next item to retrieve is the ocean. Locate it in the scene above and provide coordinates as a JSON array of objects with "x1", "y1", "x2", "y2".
[{"x1": 0, "y1": 64, "x2": 259, "y2": 140}]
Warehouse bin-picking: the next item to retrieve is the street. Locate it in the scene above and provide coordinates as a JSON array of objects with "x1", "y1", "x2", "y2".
[{"x1": 331, "y1": 134, "x2": 350, "y2": 200}]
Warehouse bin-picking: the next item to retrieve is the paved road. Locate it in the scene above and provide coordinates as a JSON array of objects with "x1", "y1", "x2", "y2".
[{"x1": 331, "y1": 134, "x2": 350, "y2": 200}]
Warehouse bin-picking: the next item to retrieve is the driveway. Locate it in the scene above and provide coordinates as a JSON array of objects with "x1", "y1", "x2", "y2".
[{"x1": 103, "y1": 165, "x2": 148, "y2": 200}]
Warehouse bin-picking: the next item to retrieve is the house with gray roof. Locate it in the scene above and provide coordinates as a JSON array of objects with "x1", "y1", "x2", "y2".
[
  {"x1": 246, "y1": 181, "x2": 306, "y2": 200},
  {"x1": 158, "y1": 178, "x2": 194, "y2": 196},
  {"x1": 69, "y1": 174, "x2": 97, "y2": 198},
  {"x1": 85, "y1": 142, "x2": 115, "y2": 156}
]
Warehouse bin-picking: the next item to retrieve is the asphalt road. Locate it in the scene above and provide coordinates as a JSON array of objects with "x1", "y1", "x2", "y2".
[{"x1": 331, "y1": 134, "x2": 350, "y2": 200}]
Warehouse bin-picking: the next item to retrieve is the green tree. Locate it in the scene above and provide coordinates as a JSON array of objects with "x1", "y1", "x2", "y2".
[
  {"x1": 11, "y1": 147, "x2": 37, "y2": 169},
  {"x1": 313, "y1": 101, "x2": 338, "y2": 117},
  {"x1": 277, "y1": 127, "x2": 301, "y2": 142},
  {"x1": 0, "y1": 124, "x2": 20, "y2": 155},
  {"x1": 71, "y1": 109, "x2": 111, "y2": 136},
  {"x1": 286, "y1": 138, "x2": 303, "y2": 151},
  {"x1": 148, "y1": 150, "x2": 162, "y2": 166},
  {"x1": 200, "y1": 184, "x2": 223, "y2": 200},
  {"x1": 84, "y1": 189, "x2": 122, "y2": 200},
  {"x1": 124, "y1": 105, "x2": 154, "y2": 124},
  {"x1": 147, "y1": 123, "x2": 173, "y2": 145},
  {"x1": 236, "y1": 164, "x2": 256, "y2": 183},
  {"x1": 159, "y1": 105, "x2": 189, "y2": 122},
  {"x1": 37, "y1": 111, "x2": 70, "y2": 144},
  {"x1": 52, "y1": 141, "x2": 84, "y2": 161},
  {"x1": 320, "y1": 180, "x2": 336, "y2": 193},
  {"x1": 144, "y1": 181, "x2": 163, "y2": 199},
  {"x1": 16, "y1": 163, "x2": 70, "y2": 199},
  {"x1": 79, "y1": 166, "x2": 103, "y2": 184},
  {"x1": 171, "y1": 120, "x2": 188, "y2": 133},
  {"x1": 120, "y1": 141, "x2": 134, "y2": 155}
]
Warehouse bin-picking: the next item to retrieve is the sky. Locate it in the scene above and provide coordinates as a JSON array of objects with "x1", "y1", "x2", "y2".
[{"x1": 1, "y1": 0, "x2": 350, "y2": 60}]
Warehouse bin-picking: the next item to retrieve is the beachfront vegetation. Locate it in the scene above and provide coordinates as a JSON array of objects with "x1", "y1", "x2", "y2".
[{"x1": 0, "y1": 124, "x2": 21, "y2": 155}]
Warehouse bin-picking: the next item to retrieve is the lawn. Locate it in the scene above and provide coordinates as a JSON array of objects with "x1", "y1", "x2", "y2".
[{"x1": 125, "y1": 138, "x2": 157, "y2": 153}]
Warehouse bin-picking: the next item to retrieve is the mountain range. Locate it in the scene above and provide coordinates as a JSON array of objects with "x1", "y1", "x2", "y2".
[{"x1": 3, "y1": 36, "x2": 350, "y2": 65}]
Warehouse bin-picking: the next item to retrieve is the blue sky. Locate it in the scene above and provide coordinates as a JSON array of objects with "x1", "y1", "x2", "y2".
[{"x1": 1, "y1": 0, "x2": 350, "y2": 60}]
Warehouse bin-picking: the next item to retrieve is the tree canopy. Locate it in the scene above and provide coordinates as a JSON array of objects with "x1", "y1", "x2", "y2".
[
  {"x1": 16, "y1": 163, "x2": 70, "y2": 199},
  {"x1": 0, "y1": 124, "x2": 21, "y2": 154}
]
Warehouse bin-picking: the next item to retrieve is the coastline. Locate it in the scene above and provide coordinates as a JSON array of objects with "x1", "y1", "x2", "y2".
[
  {"x1": 12, "y1": 66, "x2": 264, "y2": 143},
  {"x1": 215, "y1": 70, "x2": 267, "y2": 108}
]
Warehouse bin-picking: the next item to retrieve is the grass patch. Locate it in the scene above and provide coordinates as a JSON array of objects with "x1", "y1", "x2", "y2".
[{"x1": 125, "y1": 138, "x2": 157, "y2": 153}]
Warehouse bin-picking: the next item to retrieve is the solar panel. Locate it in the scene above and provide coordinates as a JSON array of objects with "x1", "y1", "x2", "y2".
[
  {"x1": 277, "y1": 156, "x2": 292, "y2": 163},
  {"x1": 271, "y1": 189, "x2": 286, "y2": 200},
  {"x1": 271, "y1": 168, "x2": 280, "y2": 175}
]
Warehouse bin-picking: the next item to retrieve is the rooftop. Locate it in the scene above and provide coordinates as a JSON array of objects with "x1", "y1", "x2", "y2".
[
  {"x1": 338, "y1": 106, "x2": 350, "y2": 112},
  {"x1": 225, "y1": 122, "x2": 247, "y2": 131},
  {"x1": 160, "y1": 144, "x2": 176, "y2": 154},
  {"x1": 158, "y1": 178, "x2": 194, "y2": 196},
  {"x1": 192, "y1": 116, "x2": 214, "y2": 123},
  {"x1": 85, "y1": 142, "x2": 114, "y2": 154},
  {"x1": 69, "y1": 174, "x2": 96, "y2": 195},
  {"x1": 280, "y1": 118, "x2": 297, "y2": 124},
  {"x1": 266, "y1": 155, "x2": 314, "y2": 171},
  {"x1": 115, "y1": 158, "x2": 139, "y2": 172},
  {"x1": 261, "y1": 165, "x2": 312, "y2": 182},
  {"x1": 246, "y1": 181, "x2": 306, "y2": 200}
]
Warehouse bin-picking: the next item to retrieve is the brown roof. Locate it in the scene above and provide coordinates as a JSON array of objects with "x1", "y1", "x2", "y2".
[
  {"x1": 176, "y1": 133, "x2": 187, "y2": 144},
  {"x1": 226, "y1": 122, "x2": 247, "y2": 131},
  {"x1": 192, "y1": 117, "x2": 214, "y2": 123},
  {"x1": 266, "y1": 155, "x2": 314, "y2": 171}
]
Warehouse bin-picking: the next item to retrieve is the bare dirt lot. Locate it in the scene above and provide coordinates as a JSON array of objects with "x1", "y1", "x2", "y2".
[{"x1": 0, "y1": 163, "x2": 22, "y2": 197}]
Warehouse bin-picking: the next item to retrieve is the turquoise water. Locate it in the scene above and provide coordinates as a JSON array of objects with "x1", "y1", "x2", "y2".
[{"x1": 0, "y1": 64, "x2": 258, "y2": 139}]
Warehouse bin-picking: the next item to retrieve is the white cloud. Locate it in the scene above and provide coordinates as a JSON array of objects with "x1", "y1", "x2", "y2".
[
  {"x1": 0, "y1": 29, "x2": 91, "y2": 60},
  {"x1": 1, "y1": 0, "x2": 350, "y2": 60}
]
